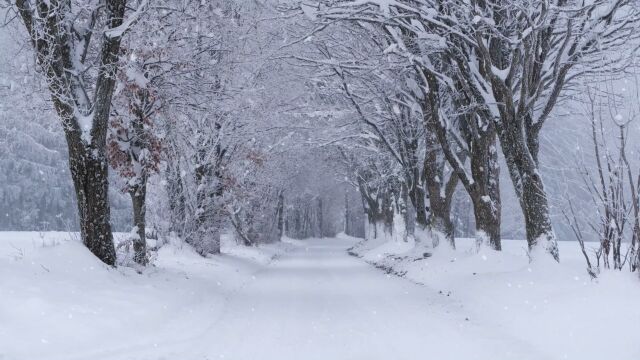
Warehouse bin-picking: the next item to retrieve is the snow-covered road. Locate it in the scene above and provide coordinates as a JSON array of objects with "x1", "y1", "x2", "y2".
[{"x1": 183, "y1": 237, "x2": 547, "y2": 360}]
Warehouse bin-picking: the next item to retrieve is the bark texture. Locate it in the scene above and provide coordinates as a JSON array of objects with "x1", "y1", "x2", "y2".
[{"x1": 422, "y1": 98, "x2": 458, "y2": 249}]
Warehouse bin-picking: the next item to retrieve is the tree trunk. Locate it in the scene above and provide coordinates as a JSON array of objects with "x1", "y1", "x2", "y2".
[
  {"x1": 408, "y1": 169, "x2": 428, "y2": 229},
  {"x1": 415, "y1": 28, "x2": 503, "y2": 253},
  {"x1": 520, "y1": 170, "x2": 559, "y2": 260},
  {"x1": 498, "y1": 120, "x2": 559, "y2": 261},
  {"x1": 231, "y1": 212, "x2": 252, "y2": 246},
  {"x1": 423, "y1": 128, "x2": 457, "y2": 248},
  {"x1": 129, "y1": 181, "x2": 147, "y2": 265},
  {"x1": 189, "y1": 123, "x2": 226, "y2": 256},
  {"x1": 276, "y1": 191, "x2": 285, "y2": 238},
  {"x1": 344, "y1": 192, "x2": 351, "y2": 236},
  {"x1": 358, "y1": 178, "x2": 395, "y2": 240},
  {"x1": 317, "y1": 197, "x2": 324, "y2": 238},
  {"x1": 468, "y1": 129, "x2": 502, "y2": 251},
  {"x1": 429, "y1": 204, "x2": 455, "y2": 248},
  {"x1": 399, "y1": 182, "x2": 413, "y2": 240},
  {"x1": 69, "y1": 146, "x2": 117, "y2": 266},
  {"x1": 472, "y1": 197, "x2": 501, "y2": 250},
  {"x1": 192, "y1": 163, "x2": 221, "y2": 255},
  {"x1": 362, "y1": 200, "x2": 395, "y2": 240},
  {"x1": 613, "y1": 233, "x2": 623, "y2": 270},
  {"x1": 166, "y1": 161, "x2": 186, "y2": 235}
]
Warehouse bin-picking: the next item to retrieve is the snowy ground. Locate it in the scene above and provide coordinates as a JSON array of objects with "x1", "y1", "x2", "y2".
[
  {"x1": 351, "y1": 234, "x2": 640, "y2": 360},
  {"x1": 0, "y1": 232, "x2": 293, "y2": 360},
  {"x1": 1, "y1": 232, "x2": 638, "y2": 360}
]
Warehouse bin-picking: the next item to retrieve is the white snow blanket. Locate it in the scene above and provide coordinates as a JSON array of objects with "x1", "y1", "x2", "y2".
[{"x1": 0, "y1": 232, "x2": 638, "y2": 360}]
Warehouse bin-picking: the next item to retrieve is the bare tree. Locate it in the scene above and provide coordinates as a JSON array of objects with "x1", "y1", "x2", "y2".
[
  {"x1": 300, "y1": 26, "x2": 459, "y2": 245},
  {"x1": 13, "y1": 0, "x2": 147, "y2": 265},
  {"x1": 566, "y1": 86, "x2": 640, "y2": 275},
  {"x1": 316, "y1": 0, "x2": 640, "y2": 260}
]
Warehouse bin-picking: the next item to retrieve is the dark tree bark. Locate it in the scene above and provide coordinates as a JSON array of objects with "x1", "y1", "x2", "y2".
[
  {"x1": 358, "y1": 177, "x2": 396, "y2": 239},
  {"x1": 69, "y1": 145, "x2": 117, "y2": 265},
  {"x1": 498, "y1": 120, "x2": 558, "y2": 260},
  {"x1": 317, "y1": 197, "x2": 324, "y2": 238},
  {"x1": 344, "y1": 192, "x2": 351, "y2": 236},
  {"x1": 408, "y1": 174, "x2": 428, "y2": 229},
  {"x1": 396, "y1": 120, "x2": 427, "y2": 230},
  {"x1": 422, "y1": 113, "x2": 458, "y2": 248},
  {"x1": 469, "y1": 3, "x2": 565, "y2": 260},
  {"x1": 129, "y1": 181, "x2": 147, "y2": 265},
  {"x1": 469, "y1": 135, "x2": 501, "y2": 250},
  {"x1": 422, "y1": 70, "x2": 502, "y2": 250},
  {"x1": 276, "y1": 191, "x2": 285, "y2": 238},
  {"x1": 16, "y1": 0, "x2": 129, "y2": 265}
]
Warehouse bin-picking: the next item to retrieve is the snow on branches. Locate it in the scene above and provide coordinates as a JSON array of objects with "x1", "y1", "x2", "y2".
[{"x1": 108, "y1": 49, "x2": 162, "y2": 193}]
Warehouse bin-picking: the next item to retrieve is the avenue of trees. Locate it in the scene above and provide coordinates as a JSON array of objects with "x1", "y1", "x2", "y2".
[{"x1": 1, "y1": 0, "x2": 640, "y2": 276}]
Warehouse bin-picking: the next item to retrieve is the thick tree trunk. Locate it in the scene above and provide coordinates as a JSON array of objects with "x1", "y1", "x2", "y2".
[
  {"x1": 416, "y1": 32, "x2": 503, "y2": 253},
  {"x1": 408, "y1": 170, "x2": 428, "y2": 229},
  {"x1": 472, "y1": 197, "x2": 501, "y2": 250},
  {"x1": 69, "y1": 147, "x2": 117, "y2": 265},
  {"x1": 498, "y1": 118, "x2": 559, "y2": 261},
  {"x1": 469, "y1": 130, "x2": 502, "y2": 251},
  {"x1": 419, "y1": 72, "x2": 460, "y2": 248},
  {"x1": 520, "y1": 173, "x2": 558, "y2": 259},
  {"x1": 423, "y1": 129, "x2": 457, "y2": 248},
  {"x1": 429, "y1": 203, "x2": 455, "y2": 248},
  {"x1": 129, "y1": 181, "x2": 147, "y2": 265}
]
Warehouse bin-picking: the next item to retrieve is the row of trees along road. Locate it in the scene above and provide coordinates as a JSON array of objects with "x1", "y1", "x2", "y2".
[{"x1": 3, "y1": 0, "x2": 640, "y2": 275}]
